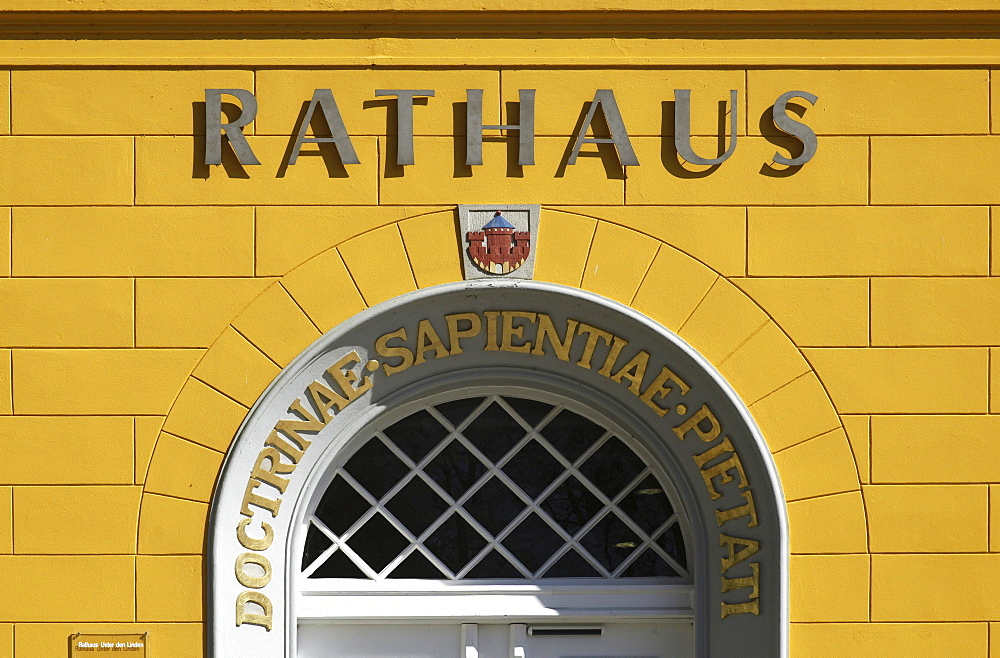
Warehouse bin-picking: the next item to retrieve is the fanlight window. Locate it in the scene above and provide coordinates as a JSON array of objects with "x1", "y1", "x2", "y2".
[{"x1": 301, "y1": 394, "x2": 688, "y2": 582}]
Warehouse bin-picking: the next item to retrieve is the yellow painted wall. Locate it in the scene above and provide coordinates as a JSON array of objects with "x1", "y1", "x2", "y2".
[{"x1": 1, "y1": 6, "x2": 998, "y2": 657}]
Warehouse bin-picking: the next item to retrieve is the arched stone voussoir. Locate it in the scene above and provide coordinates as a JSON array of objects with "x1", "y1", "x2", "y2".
[
  {"x1": 718, "y1": 321, "x2": 812, "y2": 409},
  {"x1": 533, "y1": 209, "x2": 597, "y2": 287},
  {"x1": 631, "y1": 243, "x2": 720, "y2": 336},
  {"x1": 280, "y1": 246, "x2": 369, "y2": 334},
  {"x1": 230, "y1": 282, "x2": 322, "y2": 368},
  {"x1": 160, "y1": 377, "x2": 248, "y2": 454},
  {"x1": 580, "y1": 221, "x2": 662, "y2": 305},
  {"x1": 773, "y1": 428, "x2": 862, "y2": 502},
  {"x1": 192, "y1": 327, "x2": 282, "y2": 409},
  {"x1": 143, "y1": 431, "x2": 223, "y2": 504},
  {"x1": 749, "y1": 371, "x2": 843, "y2": 455},
  {"x1": 398, "y1": 210, "x2": 464, "y2": 289},
  {"x1": 786, "y1": 491, "x2": 868, "y2": 555},
  {"x1": 138, "y1": 492, "x2": 210, "y2": 556},
  {"x1": 338, "y1": 223, "x2": 418, "y2": 306},
  {"x1": 678, "y1": 276, "x2": 770, "y2": 366}
]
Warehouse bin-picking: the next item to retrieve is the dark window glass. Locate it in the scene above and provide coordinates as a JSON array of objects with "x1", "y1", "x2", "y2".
[
  {"x1": 542, "y1": 549, "x2": 600, "y2": 578},
  {"x1": 424, "y1": 513, "x2": 488, "y2": 574},
  {"x1": 302, "y1": 394, "x2": 687, "y2": 583},
  {"x1": 435, "y1": 397, "x2": 485, "y2": 428},
  {"x1": 506, "y1": 397, "x2": 554, "y2": 428},
  {"x1": 310, "y1": 549, "x2": 367, "y2": 579},
  {"x1": 502, "y1": 513, "x2": 564, "y2": 574},
  {"x1": 463, "y1": 476, "x2": 526, "y2": 536},
  {"x1": 382, "y1": 409, "x2": 450, "y2": 463},
  {"x1": 344, "y1": 439, "x2": 409, "y2": 500},
  {"x1": 314, "y1": 474, "x2": 369, "y2": 535},
  {"x1": 580, "y1": 512, "x2": 640, "y2": 572},
  {"x1": 618, "y1": 474, "x2": 674, "y2": 536},
  {"x1": 424, "y1": 440, "x2": 488, "y2": 500},
  {"x1": 502, "y1": 440, "x2": 562, "y2": 499},
  {"x1": 621, "y1": 548, "x2": 680, "y2": 578},
  {"x1": 302, "y1": 523, "x2": 333, "y2": 570},
  {"x1": 462, "y1": 401, "x2": 526, "y2": 463},
  {"x1": 578, "y1": 436, "x2": 645, "y2": 499},
  {"x1": 345, "y1": 513, "x2": 409, "y2": 573},
  {"x1": 540, "y1": 475, "x2": 603, "y2": 536},
  {"x1": 465, "y1": 550, "x2": 524, "y2": 579},
  {"x1": 657, "y1": 522, "x2": 688, "y2": 570},
  {"x1": 385, "y1": 477, "x2": 450, "y2": 537},
  {"x1": 541, "y1": 409, "x2": 606, "y2": 463},
  {"x1": 389, "y1": 550, "x2": 447, "y2": 579}
]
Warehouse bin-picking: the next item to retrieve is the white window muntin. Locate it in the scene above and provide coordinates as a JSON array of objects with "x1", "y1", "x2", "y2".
[{"x1": 295, "y1": 383, "x2": 695, "y2": 622}]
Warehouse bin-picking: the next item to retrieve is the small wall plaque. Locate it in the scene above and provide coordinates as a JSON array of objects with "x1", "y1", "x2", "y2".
[
  {"x1": 459, "y1": 204, "x2": 540, "y2": 280},
  {"x1": 70, "y1": 633, "x2": 147, "y2": 656}
]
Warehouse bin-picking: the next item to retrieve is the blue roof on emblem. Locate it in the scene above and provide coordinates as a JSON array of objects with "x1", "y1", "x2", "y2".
[{"x1": 483, "y1": 212, "x2": 515, "y2": 229}]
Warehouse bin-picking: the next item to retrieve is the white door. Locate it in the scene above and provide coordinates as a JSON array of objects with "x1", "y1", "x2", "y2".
[{"x1": 297, "y1": 621, "x2": 693, "y2": 658}]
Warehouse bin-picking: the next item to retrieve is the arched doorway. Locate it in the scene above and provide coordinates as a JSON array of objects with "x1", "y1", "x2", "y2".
[{"x1": 206, "y1": 281, "x2": 788, "y2": 656}]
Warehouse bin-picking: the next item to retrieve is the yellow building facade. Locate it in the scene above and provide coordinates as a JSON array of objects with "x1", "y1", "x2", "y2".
[{"x1": 2, "y1": 3, "x2": 1000, "y2": 656}]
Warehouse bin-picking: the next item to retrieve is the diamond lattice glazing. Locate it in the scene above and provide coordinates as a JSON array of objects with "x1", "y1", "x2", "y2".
[{"x1": 301, "y1": 394, "x2": 688, "y2": 581}]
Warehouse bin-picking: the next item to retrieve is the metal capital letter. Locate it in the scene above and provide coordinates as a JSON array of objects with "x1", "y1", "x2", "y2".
[
  {"x1": 674, "y1": 89, "x2": 739, "y2": 166},
  {"x1": 466, "y1": 89, "x2": 536, "y2": 166},
  {"x1": 567, "y1": 89, "x2": 639, "y2": 167},
  {"x1": 375, "y1": 89, "x2": 435, "y2": 165},
  {"x1": 772, "y1": 90, "x2": 819, "y2": 166},
  {"x1": 235, "y1": 591, "x2": 273, "y2": 630},
  {"x1": 205, "y1": 88, "x2": 260, "y2": 166},
  {"x1": 288, "y1": 89, "x2": 360, "y2": 165}
]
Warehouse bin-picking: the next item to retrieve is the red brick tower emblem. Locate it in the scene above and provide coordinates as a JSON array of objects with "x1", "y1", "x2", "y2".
[{"x1": 466, "y1": 211, "x2": 531, "y2": 274}]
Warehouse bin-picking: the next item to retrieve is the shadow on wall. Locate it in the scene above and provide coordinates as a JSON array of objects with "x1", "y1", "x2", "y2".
[
  {"x1": 658, "y1": 99, "x2": 727, "y2": 179},
  {"x1": 275, "y1": 100, "x2": 350, "y2": 178},
  {"x1": 758, "y1": 103, "x2": 808, "y2": 178},
  {"x1": 192, "y1": 101, "x2": 249, "y2": 179}
]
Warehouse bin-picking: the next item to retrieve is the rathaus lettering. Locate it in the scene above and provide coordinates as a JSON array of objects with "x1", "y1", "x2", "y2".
[{"x1": 204, "y1": 88, "x2": 818, "y2": 172}]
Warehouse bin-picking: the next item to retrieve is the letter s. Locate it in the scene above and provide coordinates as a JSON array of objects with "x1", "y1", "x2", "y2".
[
  {"x1": 771, "y1": 91, "x2": 818, "y2": 166},
  {"x1": 375, "y1": 327, "x2": 414, "y2": 376}
]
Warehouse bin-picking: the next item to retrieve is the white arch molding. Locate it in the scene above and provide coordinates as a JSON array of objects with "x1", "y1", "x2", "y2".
[{"x1": 206, "y1": 281, "x2": 789, "y2": 657}]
